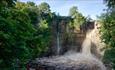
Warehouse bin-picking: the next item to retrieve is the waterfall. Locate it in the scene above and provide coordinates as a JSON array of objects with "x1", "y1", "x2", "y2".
[
  {"x1": 82, "y1": 30, "x2": 92, "y2": 55},
  {"x1": 54, "y1": 24, "x2": 107, "y2": 70},
  {"x1": 82, "y1": 38, "x2": 92, "y2": 55},
  {"x1": 63, "y1": 29, "x2": 107, "y2": 70},
  {"x1": 57, "y1": 32, "x2": 60, "y2": 55},
  {"x1": 36, "y1": 29, "x2": 107, "y2": 70}
]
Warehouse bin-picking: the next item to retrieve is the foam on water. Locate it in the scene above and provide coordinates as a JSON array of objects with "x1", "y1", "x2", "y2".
[
  {"x1": 38, "y1": 52, "x2": 106, "y2": 70},
  {"x1": 37, "y1": 28, "x2": 107, "y2": 70},
  {"x1": 82, "y1": 37, "x2": 92, "y2": 55},
  {"x1": 54, "y1": 29, "x2": 106, "y2": 70}
]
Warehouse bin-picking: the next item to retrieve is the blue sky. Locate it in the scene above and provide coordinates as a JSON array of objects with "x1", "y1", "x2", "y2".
[{"x1": 20, "y1": 0, "x2": 107, "y2": 20}]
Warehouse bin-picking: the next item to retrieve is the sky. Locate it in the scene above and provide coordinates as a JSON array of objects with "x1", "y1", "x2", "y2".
[{"x1": 20, "y1": 0, "x2": 107, "y2": 20}]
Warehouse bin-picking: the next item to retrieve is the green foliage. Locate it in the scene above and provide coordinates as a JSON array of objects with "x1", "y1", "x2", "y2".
[
  {"x1": 0, "y1": 0, "x2": 88, "y2": 69},
  {"x1": 99, "y1": 0, "x2": 115, "y2": 69},
  {"x1": 100, "y1": 12, "x2": 115, "y2": 47},
  {"x1": 0, "y1": 0, "x2": 16, "y2": 8},
  {"x1": 0, "y1": 1, "x2": 52, "y2": 69},
  {"x1": 100, "y1": 11, "x2": 115, "y2": 69},
  {"x1": 15, "y1": 1, "x2": 52, "y2": 56},
  {"x1": 39, "y1": 20, "x2": 48, "y2": 29},
  {"x1": 104, "y1": 0, "x2": 115, "y2": 9},
  {"x1": 103, "y1": 48, "x2": 115, "y2": 69},
  {"x1": 0, "y1": 8, "x2": 35, "y2": 68},
  {"x1": 38, "y1": 2, "x2": 50, "y2": 13},
  {"x1": 69, "y1": 6, "x2": 78, "y2": 18},
  {"x1": 69, "y1": 6, "x2": 85, "y2": 29}
]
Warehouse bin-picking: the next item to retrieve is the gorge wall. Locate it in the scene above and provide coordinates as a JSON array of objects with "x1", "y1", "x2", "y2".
[{"x1": 49, "y1": 19, "x2": 105, "y2": 58}]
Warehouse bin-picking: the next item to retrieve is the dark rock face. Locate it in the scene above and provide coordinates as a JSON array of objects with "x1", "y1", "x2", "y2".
[{"x1": 49, "y1": 19, "x2": 89, "y2": 55}]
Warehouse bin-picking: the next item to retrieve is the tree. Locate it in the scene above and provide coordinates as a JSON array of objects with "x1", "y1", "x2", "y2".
[
  {"x1": 99, "y1": 0, "x2": 115, "y2": 69},
  {"x1": 15, "y1": 1, "x2": 53, "y2": 58},
  {"x1": 27, "y1": 1, "x2": 35, "y2": 6},
  {"x1": 104, "y1": 0, "x2": 115, "y2": 9},
  {"x1": 0, "y1": 0, "x2": 16, "y2": 8},
  {"x1": 69, "y1": 6, "x2": 85, "y2": 29},
  {"x1": 0, "y1": 8, "x2": 35, "y2": 69},
  {"x1": 69, "y1": 6, "x2": 78, "y2": 18},
  {"x1": 0, "y1": 1, "x2": 53, "y2": 69},
  {"x1": 38, "y1": 2, "x2": 50, "y2": 14}
]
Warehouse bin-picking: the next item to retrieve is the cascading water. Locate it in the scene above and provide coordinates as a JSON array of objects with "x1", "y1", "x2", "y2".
[
  {"x1": 61, "y1": 29, "x2": 107, "y2": 70},
  {"x1": 57, "y1": 32, "x2": 60, "y2": 55},
  {"x1": 82, "y1": 30, "x2": 97, "y2": 55},
  {"x1": 81, "y1": 35, "x2": 92, "y2": 55},
  {"x1": 34, "y1": 23, "x2": 107, "y2": 70}
]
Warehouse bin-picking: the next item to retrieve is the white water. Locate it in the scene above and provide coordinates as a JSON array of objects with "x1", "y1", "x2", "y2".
[
  {"x1": 39, "y1": 23, "x2": 107, "y2": 70},
  {"x1": 82, "y1": 30, "x2": 96, "y2": 55},
  {"x1": 54, "y1": 29, "x2": 106, "y2": 70},
  {"x1": 82, "y1": 36, "x2": 92, "y2": 55},
  {"x1": 65, "y1": 30, "x2": 106, "y2": 70},
  {"x1": 57, "y1": 32, "x2": 60, "y2": 55}
]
